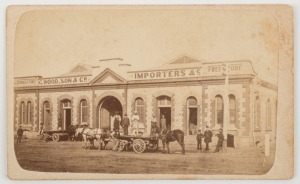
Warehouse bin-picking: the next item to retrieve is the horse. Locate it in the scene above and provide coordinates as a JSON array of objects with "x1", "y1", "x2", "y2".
[
  {"x1": 66, "y1": 124, "x2": 78, "y2": 141},
  {"x1": 75, "y1": 127, "x2": 94, "y2": 149},
  {"x1": 75, "y1": 127, "x2": 112, "y2": 150},
  {"x1": 161, "y1": 129, "x2": 185, "y2": 155}
]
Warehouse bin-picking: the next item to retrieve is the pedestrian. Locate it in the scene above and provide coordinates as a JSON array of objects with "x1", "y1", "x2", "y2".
[
  {"x1": 196, "y1": 129, "x2": 204, "y2": 150},
  {"x1": 214, "y1": 128, "x2": 225, "y2": 153},
  {"x1": 160, "y1": 115, "x2": 167, "y2": 132},
  {"x1": 16, "y1": 126, "x2": 29, "y2": 144},
  {"x1": 131, "y1": 111, "x2": 140, "y2": 136},
  {"x1": 150, "y1": 114, "x2": 158, "y2": 135},
  {"x1": 204, "y1": 126, "x2": 213, "y2": 151},
  {"x1": 121, "y1": 114, "x2": 130, "y2": 135},
  {"x1": 37, "y1": 122, "x2": 44, "y2": 136},
  {"x1": 113, "y1": 111, "x2": 121, "y2": 133}
]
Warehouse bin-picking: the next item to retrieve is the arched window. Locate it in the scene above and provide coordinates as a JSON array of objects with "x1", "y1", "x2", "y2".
[
  {"x1": 27, "y1": 101, "x2": 32, "y2": 124},
  {"x1": 135, "y1": 98, "x2": 145, "y2": 124},
  {"x1": 43, "y1": 101, "x2": 51, "y2": 127},
  {"x1": 187, "y1": 97, "x2": 197, "y2": 107},
  {"x1": 158, "y1": 96, "x2": 171, "y2": 107},
  {"x1": 229, "y1": 95, "x2": 236, "y2": 125},
  {"x1": 266, "y1": 99, "x2": 271, "y2": 130},
  {"x1": 215, "y1": 95, "x2": 224, "y2": 126},
  {"x1": 255, "y1": 96, "x2": 260, "y2": 129},
  {"x1": 79, "y1": 99, "x2": 88, "y2": 124},
  {"x1": 20, "y1": 102, "x2": 25, "y2": 124}
]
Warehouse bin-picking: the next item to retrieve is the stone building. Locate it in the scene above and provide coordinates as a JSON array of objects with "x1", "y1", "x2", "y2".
[{"x1": 14, "y1": 55, "x2": 277, "y2": 147}]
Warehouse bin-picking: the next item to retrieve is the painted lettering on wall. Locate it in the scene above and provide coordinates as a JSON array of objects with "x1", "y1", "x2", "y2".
[
  {"x1": 132, "y1": 68, "x2": 201, "y2": 80},
  {"x1": 39, "y1": 76, "x2": 89, "y2": 86}
]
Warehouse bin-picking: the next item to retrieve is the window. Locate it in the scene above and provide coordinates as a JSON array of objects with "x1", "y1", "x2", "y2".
[
  {"x1": 158, "y1": 96, "x2": 171, "y2": 107},
  {"x1": 20, "y1": 102, "x2": 25, "y2": 124},
  {"x1": 80, "y1": 99, "x2": 88, "y2": 124},
  {"x1": 135, "y1": 98, "x2": 145, "y2": 123},
  {"x1": 27, "y1": 101, "x2": 32, "y2": 124},
  {"x1": 215, "y1": 95, "x2": 223, "y2": 125},
  {"x1": 43, "y1": 101, "x2": 51, "y2": 126},
  {"x1": 266, "y1": 100, "x2": 271, "y2": 130},
  {"x1": 63, "y1": 101, "x2": 71, "y2": 108},
  {"x1": 187, "y1": 97, "x2": 197, "y2": 107},
  {"x1": 255, "y1": 96, "x2": 260, "y2": 129},
  {"x1": 229, "y1": 95, "x2": 236, "y2": 125}
]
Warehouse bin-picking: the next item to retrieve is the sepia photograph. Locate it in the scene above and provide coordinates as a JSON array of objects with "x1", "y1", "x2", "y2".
[{"x1": 6, "y1": 5, "x2": 294, "y2": 180}]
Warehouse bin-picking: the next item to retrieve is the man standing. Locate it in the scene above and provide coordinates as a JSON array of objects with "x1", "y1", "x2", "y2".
[
  {"x1": 214, "y1": 128, "x2": 225, "y2": 153},
  {"x1": 131, "y1": 111, "x2": 140, "y2": 136},
  {"x1": 160, "y1": 115, "x2": 167, "y2": 132},
  {"x1": 150, "y1": 114, "x2": 158, "y2": 135},
  {"x1": 204, "y1": 126, "x2": 213, "y2": 151},
  {"x1": 113, "y1": 111, "x2": 121, "y2": 133},
  {"x1": 121, "y1": 114, "x2": 130, "y2": 135},
  {"x1": 16, "y1": 126, "x2": 29, "y2": 144},
  {"x1": 196, "y1": 129, "x2": 204, "y2": 150}
]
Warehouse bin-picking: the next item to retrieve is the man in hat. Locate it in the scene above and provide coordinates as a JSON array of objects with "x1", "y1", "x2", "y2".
[
  {"x1": 196, "y1": 129, "x2": 204, "y2": 150},
  {"x1": 16, "y1": 126, "x2": 29, "y2": 144},
  {"x1": 131, "y1": 111, "x2": 140, "y2": 135},
  {"x1": 150, "y1": 114, "x2": 158, "y2": 135},
  {"x1": 37, "y1": 122, "x2": 44, "y2": 136},
  {"x1": 214, "y1": 128, "x2": 225, "y2": 153},
  {"x1": 204, "y1": 125, "x2": 213, "y2": 151},
  {"x1": 113, "y1": 111, "x2": 121, "y2": 133},
  {"x1": 160, "y1": 115, "x2": 167, "y2": 132},
  {"x1": 121, "y1": 114, "x2": 130, "y2": 135}
]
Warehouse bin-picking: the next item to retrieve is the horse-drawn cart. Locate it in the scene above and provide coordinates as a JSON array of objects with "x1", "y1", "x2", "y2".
[
  {"x1": 42, "y1": 130, "x2": 69, "y2": 142},
  {"x1": 114, "y1": 135, "x2": 159, "y2": 153}
]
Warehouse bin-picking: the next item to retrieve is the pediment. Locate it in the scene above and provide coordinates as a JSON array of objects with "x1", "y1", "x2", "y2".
[
  {"x1": 90, "y1": 68, "x2": 126, "y2": 84},
  {"x1": 169, "y1": 56, "x2": 202, "y2": 64},
  {"x1": 71, "y1": 65, "x2": 88, "y2": 73}
]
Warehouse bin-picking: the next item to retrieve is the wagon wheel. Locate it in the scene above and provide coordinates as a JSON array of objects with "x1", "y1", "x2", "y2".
[
  {"x1": 52, "y1": 133, "x2": 60, "y2": 142},
  {"x1": 118, "y1": 140, "x2": 127, "y2": 152},
  {"x1": 133, "y1": 139, "x2": 146, "y2": 153}
]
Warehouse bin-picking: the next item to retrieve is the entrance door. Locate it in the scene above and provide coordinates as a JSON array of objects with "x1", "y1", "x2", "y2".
[
  {"x1": 64, "y1": 109, "x2": 71, "y2": 130},
  {"x1": 159, "y1": 107, "x2": 171, "y2": 130},
  {"x1": 98, "y1": 96, "x2": 122, "y2": 130},
  {"x1": 61, "y1": 99, "x2": 71, "y2": 130},
  {"x1": 157, "y1": 95, "x2": 172, "y2": 130},
  {"x1": 188, "y1": 108, "x2": 197, "y2": 135}
]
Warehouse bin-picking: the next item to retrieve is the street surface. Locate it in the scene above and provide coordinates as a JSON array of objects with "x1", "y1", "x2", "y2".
[{"x1": 14, "y1": 139, "x2": 274, "y2": 174}]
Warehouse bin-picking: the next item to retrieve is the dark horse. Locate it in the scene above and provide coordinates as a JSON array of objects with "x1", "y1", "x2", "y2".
[
  {"x1": 161, "y1": 129, "x2": 185, "y2": 155},
  {"x1": 67, "y1": 125, "x2": 78, "y2": 141}
]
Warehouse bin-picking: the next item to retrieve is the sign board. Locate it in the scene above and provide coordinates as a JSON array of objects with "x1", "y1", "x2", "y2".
[{"x1": 128, "y1": 61, "x2": 255, "y2": 80}]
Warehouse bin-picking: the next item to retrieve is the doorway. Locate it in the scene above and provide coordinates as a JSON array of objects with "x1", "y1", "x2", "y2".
[
  {"x1": 60, "y1": 99, "x2": 71, "y2": 130},
  {"x1": 98, "y1": 96, "x2": 122, "y2": 130},
  {"x1": 157, "y1": 96, "x2": 172, "y2": 130},
  {"x1": 188, "y1": 108, "x2": 197, "y2": 135},
  {"x1": 159, "y1": 107, "x2": 171, "y2": 130}
]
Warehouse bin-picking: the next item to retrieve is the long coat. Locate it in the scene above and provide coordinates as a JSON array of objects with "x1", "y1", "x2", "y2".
[{"x1": 204, "y1": 130, "x2": 213, "y2": 143}]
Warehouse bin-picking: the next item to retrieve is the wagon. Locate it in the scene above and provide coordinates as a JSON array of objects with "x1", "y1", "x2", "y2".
[
  {"x1": 113, "y1": 135, "x2": 159, "y2": 153},
  {"x1": 42, "y1": 130, "x2": 68, "y2": 142}
]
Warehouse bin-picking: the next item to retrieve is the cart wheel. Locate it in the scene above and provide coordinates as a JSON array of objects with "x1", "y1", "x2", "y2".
[
  {"x1": 133, "y1": 139, "x2": 146, "y2": 153},
  {"x1": 118, "y1": 140, "x2": 127, "y2": 152},
  {"x1": 52, "y1": 133, "x2": 60, "y2": 142}
]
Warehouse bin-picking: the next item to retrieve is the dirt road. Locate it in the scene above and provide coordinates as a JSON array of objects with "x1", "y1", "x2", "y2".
[{"x1": 14, "y1": 139, "x2": 274, "y2": 175}]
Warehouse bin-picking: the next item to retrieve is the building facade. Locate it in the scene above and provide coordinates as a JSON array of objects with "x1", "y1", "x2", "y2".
[{"x1": 14, "y1": 55, "x2": 277, "y2": 147}]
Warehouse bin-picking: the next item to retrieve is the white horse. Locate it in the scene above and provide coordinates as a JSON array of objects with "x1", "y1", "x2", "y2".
[{"x1": 75, "y1": 127, "x2": 112, "y2": 150}]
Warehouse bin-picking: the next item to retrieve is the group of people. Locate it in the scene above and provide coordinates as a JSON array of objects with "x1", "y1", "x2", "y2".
[
  {"x1": 112, "y1": 110, "x2": 147, "y2": 136},
  {"x1": 196, "y1": 126, "x2": 225, "y2": 153}
]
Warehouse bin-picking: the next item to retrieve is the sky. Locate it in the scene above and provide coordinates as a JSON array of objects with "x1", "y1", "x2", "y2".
[{"x1": 14, "y1": 8, "x2": 279, "y2": 84}]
